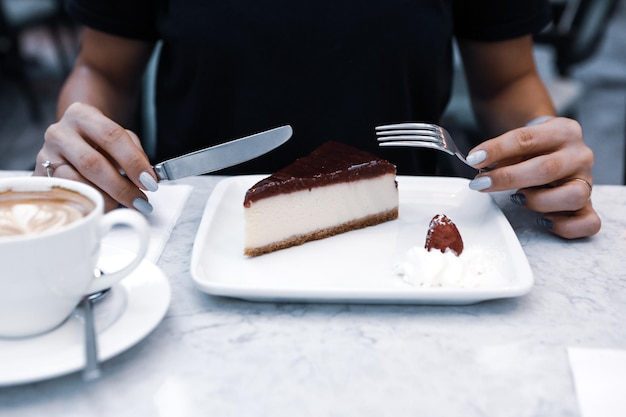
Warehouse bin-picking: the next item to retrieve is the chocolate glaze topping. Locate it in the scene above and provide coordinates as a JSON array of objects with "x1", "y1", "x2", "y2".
[{"x1": 244, "y1": 141, "x2": 396, "y2": 206}]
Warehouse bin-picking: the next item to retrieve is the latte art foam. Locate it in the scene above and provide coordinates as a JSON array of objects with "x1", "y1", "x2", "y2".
[{"x1": 0, "y1": 187, "x2": 95, "y2": 237}]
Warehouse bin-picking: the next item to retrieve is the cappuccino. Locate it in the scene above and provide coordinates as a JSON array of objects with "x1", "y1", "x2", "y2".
[
  {"x1": 0, "y1": 176, "x2": 150, "y2": 338},
  {"x1": 0, "y1": 187, "x2": 95, "y2": 237}
]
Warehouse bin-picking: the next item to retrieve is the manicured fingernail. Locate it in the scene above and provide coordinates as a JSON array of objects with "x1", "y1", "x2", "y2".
[
  {"x1": 537, "y1": 217, "x2": 554, "y2": 230},
  {"x1": 466, "y1": 150, "x2": 487, "y2": 166},
  {"x1": 132, "y1": 198, "x2": 153, "y2": 214},
  {"x1": 510, "y1": 193, "x2": 526, "y2": 206},
  {"x1": 469, "y1": 176, "x2": 492, "y2": 191},
  {"x1": 139, "y1": 171, "x2": 158, "y2": 192}
]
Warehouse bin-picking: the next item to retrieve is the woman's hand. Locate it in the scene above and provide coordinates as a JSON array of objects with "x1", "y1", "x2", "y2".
[
  {"x1": 33, "y1": 102, "x2": 159, "y2": 213},
  {"x1": 466, "y1": 117, "x2": 601, "y2": 239}
]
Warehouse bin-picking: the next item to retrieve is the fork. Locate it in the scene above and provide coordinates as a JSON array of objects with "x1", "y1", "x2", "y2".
[{"x1": 375, "y1": 122, "x2": 476, "y2": 169}]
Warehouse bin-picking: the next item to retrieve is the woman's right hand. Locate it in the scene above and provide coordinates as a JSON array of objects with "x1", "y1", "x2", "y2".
[{"x1": 34, "y1": 102, "x2": 159, "y2": 213}]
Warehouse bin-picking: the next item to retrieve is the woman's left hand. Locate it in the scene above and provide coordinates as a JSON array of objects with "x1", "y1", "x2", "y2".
[{"x1": 466, "y1": 117, "x2": 601, "y2": 239}]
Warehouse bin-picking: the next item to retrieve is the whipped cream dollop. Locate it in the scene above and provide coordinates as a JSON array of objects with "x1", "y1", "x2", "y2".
[{"x1": 393, "y1": 246, "x2": 499, "y2": 288}]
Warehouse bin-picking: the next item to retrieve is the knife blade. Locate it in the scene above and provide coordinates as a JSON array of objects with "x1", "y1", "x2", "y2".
[{"x1": 153, "y1": 125, "x2": 293, "y2": 180}]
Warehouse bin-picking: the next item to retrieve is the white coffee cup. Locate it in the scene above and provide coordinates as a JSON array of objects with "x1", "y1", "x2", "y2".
[{"x1": 0, "y1": 176, "x2": 150, "y2": 338}]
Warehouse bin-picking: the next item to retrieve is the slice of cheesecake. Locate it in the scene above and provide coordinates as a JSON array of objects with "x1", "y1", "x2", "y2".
[{"x1": 243, "y1": 141, "x2": 399, "y2": 256}]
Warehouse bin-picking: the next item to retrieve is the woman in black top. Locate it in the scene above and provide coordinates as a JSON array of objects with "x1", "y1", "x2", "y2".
[{"x1": 35, "y1": 0, "x2": 601, "y2": 238}]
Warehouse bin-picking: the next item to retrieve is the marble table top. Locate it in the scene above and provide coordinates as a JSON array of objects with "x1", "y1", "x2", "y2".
[{"x1": 1, "y1": 175, "x2": 625, "y2": 417}]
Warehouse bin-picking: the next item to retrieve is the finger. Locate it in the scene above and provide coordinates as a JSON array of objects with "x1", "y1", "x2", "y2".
[
  {"x1": 470, "y1": 150, "x2": 579, "y2": 192},
  {"x1": 64, "y1": 103, "x2": 157, "y2": 191},
  {"x1": 470, "y1": 124, "x2": 595, "y2": 193},
  {"x1": 515, "y1": 178, "x2": 592, "y2": 212},
  {"x1": 97, "y1": 130, "x2": 145, "y2": 170},
  {"x1": 43, "y1": 126, "x2": 152, "y2": 212},
  {"x1": 539, "y1": 202, "x2": 601, "y2": 239},
  {"x1": 33, "y1": 154, "x2": 66, "y2": 178},
  {"x1": 468, "y1": 118, "x2": 584, "y2": 170},
  {"x1": 124, "y1": 129, "x2": 159, "y2": 191},
  {"x1": 467, "y1": 126, "x2": 546, "y2": 170},
  {"x1": 52, "y1": 165, "x2": 119, "y2": 212},
  {"x1": 94, "y1": 128, "x2": 158, "y2": 192},
  {"x1": 78, "y1": 120, "x2": 153, "y2": 189},
  {"x1": 33, "y1": 161, "x2": 141, "y2": 212},
  {"x1": 125, "y1": 129, "x2": 145, "y2": 151}
]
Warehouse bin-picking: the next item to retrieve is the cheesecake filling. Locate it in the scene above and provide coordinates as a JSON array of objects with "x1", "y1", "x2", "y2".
[{"x1": 245, "y1": 174, "x2": 398, "y2": 250}]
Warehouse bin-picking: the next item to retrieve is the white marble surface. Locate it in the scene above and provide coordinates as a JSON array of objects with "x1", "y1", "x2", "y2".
[{"x1": 1, "y1": 175, "x2": 625, "y2": 417}]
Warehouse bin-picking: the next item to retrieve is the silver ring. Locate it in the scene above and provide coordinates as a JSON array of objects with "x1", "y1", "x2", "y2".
[{"x1": 41, "y1": 160, "x2": 68, "y2": 177}]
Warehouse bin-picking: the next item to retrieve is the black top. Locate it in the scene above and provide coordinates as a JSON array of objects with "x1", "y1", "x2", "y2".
[{"x1": 66, "y1": 0, "x2": 551, "y2": 175}]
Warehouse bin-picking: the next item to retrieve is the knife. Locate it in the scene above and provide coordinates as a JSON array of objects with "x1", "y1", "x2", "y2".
[{"x1": 152, "y1": 125, "x2": 293, "y2": 180}]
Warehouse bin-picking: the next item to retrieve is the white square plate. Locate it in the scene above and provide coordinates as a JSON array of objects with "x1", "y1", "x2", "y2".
[{"x1": 190, "y1": 175, "x2": 533, "y2": 304}]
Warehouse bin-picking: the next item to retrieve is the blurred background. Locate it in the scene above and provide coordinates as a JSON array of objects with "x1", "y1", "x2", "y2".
[{"x1": 1, "y1": 0, "x2": 625, "y2": 184}]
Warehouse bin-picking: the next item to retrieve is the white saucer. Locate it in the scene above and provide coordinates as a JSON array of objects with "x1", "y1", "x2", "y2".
[{"x1": 0, "y1": 245, "x2": 171, "y2": 386}]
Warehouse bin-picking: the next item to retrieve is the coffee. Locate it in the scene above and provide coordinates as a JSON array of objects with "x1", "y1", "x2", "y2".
[
  {"x1": 0, "y1": 186, "x2": 95, "y2": 237},
  {"x1": 0, "y1": 176, "x2": 150, "y2": 338}
]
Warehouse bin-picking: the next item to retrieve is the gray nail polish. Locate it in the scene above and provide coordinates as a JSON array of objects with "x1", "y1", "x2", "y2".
[
  {"x1": 510, "y1": 193, "x2": 526, "y2": 206},
  {"x1": 469, "y1": 176, "x2": 492, "y2": 191},
  {"x1": 139, "y1": 171, "x2": 158, "y2": 192},
  {"x1": 537, "y1": 217, "x2": 554, "y2": 230},
  {"x1": 466, "y1": 150, "x2": 487, "y2": 166},
  {"x1": 132, "y1": 197, "x2": 153, "y2": 214}
]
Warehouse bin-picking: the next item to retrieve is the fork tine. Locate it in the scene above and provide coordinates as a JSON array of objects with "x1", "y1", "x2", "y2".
[
  {"x1": 375, "y1": 122, "x2": 437, "y2": 131},
  {"x1": 378, "y1": 140, "x2": 454, "y2": 155},
  {"x1": 375, "y1": 122, "x2": 474, "y2": 167},
  {"x1": 377, "y1": 134, "x2": 440, "y2": 143},
  {"x1": 376, "y1": 129, "x2": 439, "y2": 136}
]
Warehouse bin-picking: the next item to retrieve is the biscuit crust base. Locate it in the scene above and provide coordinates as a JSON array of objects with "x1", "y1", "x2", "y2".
[{"x1": 244, "y1": 208, "x2": 398, "y2": 257}]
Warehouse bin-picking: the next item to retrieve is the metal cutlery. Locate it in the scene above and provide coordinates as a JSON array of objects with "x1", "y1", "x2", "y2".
[
  {"x1": 376, "y1": 122, "x2": 475, "y2": 169},
  {"x1": 153, "y1": 125, "x2": 293, "y2": 180},
  {"x1": 81, "y1": 268, "x2": 110, "y2": 381}
]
